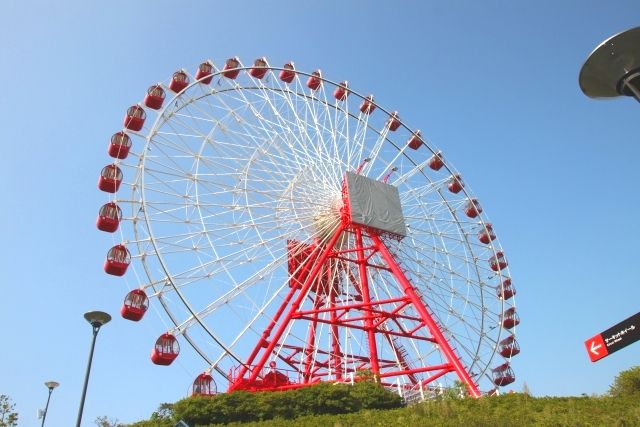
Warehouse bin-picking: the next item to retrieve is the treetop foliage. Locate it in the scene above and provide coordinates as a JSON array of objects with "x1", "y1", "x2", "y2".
[
  {"x1": 609, "y1": 365, "x2": 640, "y2": 398},
  {"x1": 0, "y1": 395, "x2": 18, "y2": 427}
]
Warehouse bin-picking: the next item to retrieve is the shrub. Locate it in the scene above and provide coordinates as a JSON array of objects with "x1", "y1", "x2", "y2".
[{"x1": 169, "y1": 381, "x2": 403, "y2": 425}]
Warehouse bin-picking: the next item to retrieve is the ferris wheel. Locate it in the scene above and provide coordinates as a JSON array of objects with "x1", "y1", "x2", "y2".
[{"x1": 96, "y1": 57, "x2": 519, "y2": 398}]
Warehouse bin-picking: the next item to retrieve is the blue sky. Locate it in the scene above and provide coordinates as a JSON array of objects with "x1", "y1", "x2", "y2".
[{"x1": 1, "y1": 1, "x2": 640, "y2": 425}]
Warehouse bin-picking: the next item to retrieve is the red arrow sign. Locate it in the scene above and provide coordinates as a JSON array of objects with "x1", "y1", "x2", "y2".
[{"x1": 585, "y1": 334, "x2": 608, "y2": 362}]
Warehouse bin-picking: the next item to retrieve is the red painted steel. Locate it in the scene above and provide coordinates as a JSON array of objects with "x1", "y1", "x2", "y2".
[{"x1": 227, "y1": 171, "x2": 484, "y2": 397}]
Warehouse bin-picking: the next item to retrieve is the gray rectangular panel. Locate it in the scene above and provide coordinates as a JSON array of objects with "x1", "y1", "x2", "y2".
[{"x1": 345, "y1": 171, "x2": 406, "y2": 238}]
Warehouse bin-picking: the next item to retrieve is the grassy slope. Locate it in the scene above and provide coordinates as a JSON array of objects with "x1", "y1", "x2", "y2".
[{"x1": 215, "y1": 394, "x2": 640, "y2": 427}]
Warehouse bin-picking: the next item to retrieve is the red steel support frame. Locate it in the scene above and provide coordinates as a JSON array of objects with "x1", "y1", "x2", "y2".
[
  {"x1": 370, "y1": 233, "x2": 481, "y2": 398},
  {"x1": 229, "y1": 224, "x2": 481, "y2": 398}
]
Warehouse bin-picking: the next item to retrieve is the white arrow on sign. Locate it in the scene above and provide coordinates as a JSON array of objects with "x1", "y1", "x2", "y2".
[{"x1": 590, "y1": 340, "x2": 602, "y2": 355}]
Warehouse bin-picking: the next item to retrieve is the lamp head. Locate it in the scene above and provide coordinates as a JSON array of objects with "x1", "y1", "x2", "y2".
[
  {"x1": 579, "y1": 27, "x2": 640, "y2": 98},
  {"x1": 83, "y1": 311, "x2": 112, "y2": 328},
  {"x1": 44, "y1": 381, "x2": 59, "y2": 390}
]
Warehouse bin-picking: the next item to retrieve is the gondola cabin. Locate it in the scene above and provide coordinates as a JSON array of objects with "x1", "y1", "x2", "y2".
[
  {"x1": 151, "y1": 333, "x2": 180, "y2": 365},
  {"x1": 448, "y1": 175, "x2": 464, "y2": 194},
  {"x1": 307, "y1": 70, "x2": 322, "y2": 90},
  {"x1": 408, "y1": 131, "x2": 423, "y2": 150},
  {"x1": 98, "y1": 164, "x2": 123, "y2": 193},
  {"x1": 428, "y1": 152, "x2": 444, "y2": 171},
  {"x1": 489, "y1": 251, "x2": 508, "y2": 271},
  {"x1": 196, "y1": 61, "x2": 214, "y2": 84},
  {"x1": 96, "y1": 202, "x2": 122, "y2": 232},
  {"x1": 497, "y1": 278, "x2": 516, "y2": 300},
  {"x1": 386, "y1": 112, "x2": 401, "y2": 131},
  {"x1": 121, "y1": 289, "x2": 149, "y2": 321},
  {"x1": 107, "y1": 132, "x2": 132, "y2": 159},
  {"x1": 192, "y1": 373, "x2": 216, "y2": 396},
  {"x1": 279, "y1": 62, "x2": 296, "y2": 83},
  {"x1": 360, "y1": 95, "x2": 376, "y2": 114},
  {"x1": 478, "y1": 224, "x2": 496, "y2": 244},
  {"x1": 144, "y1": 84, "x2": 165, "y2": 110},
  {"x1": 464, "y1": 199, "x2": 482, "y2": 218},
  {"x1": 492, "y1": 363, "x2": 515, "y2": 387},
  {"x1": 502, "y1": 307, "x2": 520, "y2": 329},
  {"x1": 249, "y1": 57, "x2": 268, "y2": 79},
  {"x1": 288, "y1": 240, "x2": 340, "y2": 297},
  {"x1": 223, "y1": 57, "x2": 241, "y2": 79},
  {"x1": 334, "y1": 81, "x2": 349, "y2": 100},
  {"x1": 263, "y1": 370, "x2": 291, "y2": 388},
  {"x1": 123, "y1": 105, "x2": 146, "y2": 131},
  {"x1": 499, "y1": 335, "x2": 520, "y2": 357},
  {"x1": 104, "y1": 244, "x2": 131, "y2": 276},
  {"x1": 169, "y1": 70, "x2": 189, "y2": 93}
]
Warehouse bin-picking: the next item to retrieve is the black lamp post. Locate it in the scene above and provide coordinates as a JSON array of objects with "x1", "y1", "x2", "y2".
[
  {"x1": 40, "y1": 380, "x2": 59, "y2": 427},
  {"x1": 579, "y1": 27, "x2": 640, "y2": 103},
  {"x1": 75, "y1": 311, "x2": 111, "y2": 427}
]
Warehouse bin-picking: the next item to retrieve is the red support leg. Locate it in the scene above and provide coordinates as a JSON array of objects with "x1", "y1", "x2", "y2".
[
  {"x1": 355, "y1": 227, "x2": 381, "y2": 378},
  {"x1": 303, "y1": 295, "x2": 322, "y2": 382},
  {"x1": 370, "y1": 233, "x2": 481, "y2": 398},
  {"x1": 329, "y1": 291, "x2": 343, "y2": 381},
  {"x1": 245, "y1": 224, "x2": 346, "y2": 384}
]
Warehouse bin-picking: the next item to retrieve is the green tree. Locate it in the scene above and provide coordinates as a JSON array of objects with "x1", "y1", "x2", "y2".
[
  {"x1": 94, "y1": 415, "x2": 124, "y2": 427},
  {"x1": 609, "y1": 365, "x2": 640, "y2": 397},
  {"x1": 150, "y1": 403, "x2": 174, "y2": 421},
  {"x1": 0, "y1": 395, "x2": 18, "y2": 427}
]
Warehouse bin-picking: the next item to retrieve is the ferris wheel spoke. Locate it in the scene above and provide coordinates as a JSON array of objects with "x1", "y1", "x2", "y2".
[{"x1": 227, "y1": 86, "x2": 338, "y2": 182}]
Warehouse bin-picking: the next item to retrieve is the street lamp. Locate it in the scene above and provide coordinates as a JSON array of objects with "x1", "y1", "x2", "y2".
[
  {"x1": 76, "y1": 311, "x2": 111, "y2": 427},
  {"x1": 40, "y1": 381, "x2": 59, "y2": 427},
  {"x1": 579, "y1": 27, "x2": 640, "y2": 103}
]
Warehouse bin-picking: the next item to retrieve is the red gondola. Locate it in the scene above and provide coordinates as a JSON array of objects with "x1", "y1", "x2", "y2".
[
  {"x1": 478, "y1": 223, "x2": 496, "y2": 244},
  {"x1": 169, "y1": 70, "x2": 189, "y2": 93},
  {"x1": 464, "y1": 199, "x2": 482, "y2": 218},
  {"x1": 492, "y1": 363, "x2": 515, "y2": 387},
  {"x1": 263, "y1": 370, "x2": 290, "y2": 388},
  {"x1": 98, "y1": 164, "x2": 123, "y2": 193},
  {"x1": 223, "y1": 57, "x2": 241, "y2": 79},
  {"x1": 123, "y1": 105, "x2": 146, "y2": 131},
  {"x1": 279, "y1": 62, "x2": 295, "y2": 83},
  {"x1": 96, "y1": 202, "x2": 122, "y2": 232},
  {"x1": 408, "y1": 131, "x2": 423, "y2": 150},
  {"x1": 144, "y1": 84, "x2": 165, "y2": 110},
  {"x1": 360, "y1": 95, "x2": 376, "y2": 114},
  {"x1": 489, "y1": 251, "x2": 508, "y2": 271},
  {"x1": 249, "y1": 57, "x2": 268, "y2": 79},
  {"x1": 108, "y1": 132, "x2": 132, "y2": 159},
  {"x1": 499, "y1": 335, "x2": 520, "y2": 357},
  {"x1": 448, "y1": 175, "x2": 464, "y2": 194},
  {"x1": 428, "y1": 152, "x2": 444, "y2": 171},
  {"x1": 121, "y1": 289, "x2": 149, "y2": 321},
  {"x1": 196, "y1": 61, "x2": 214, "y2": 84},
  {"x1": 288, "y1": 240, "x2": 340, "y2": 296},
  {"x1": 104, "y1": 244, "x2": 131, "y2": 276},
  {"x1": 386, "y1": 112, "x2": 401, "y2": 131},
  {"x1": 334, "y1": 81, "x2": 349, "y2": 100},
  {"x1": 151, "y1": 333, "x2": 180, "y2": 365},
  {"x1": 502, "y1": 307, "x2": 520, "y2": 329},
  {"x1": 497, "y1": 278, "x2": 516, "y2": 300},
  {"x1": 191, "y1": 373, "x2": 216, "y2": 396},
  {"x1": 307, "y1": 70, "x2": 322, "y2": 90}
]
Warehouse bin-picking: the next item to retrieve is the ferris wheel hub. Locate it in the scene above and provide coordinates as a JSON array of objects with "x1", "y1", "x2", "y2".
[{"x1": 343, "y1": 172, "x2": 407, "y2": 238}]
